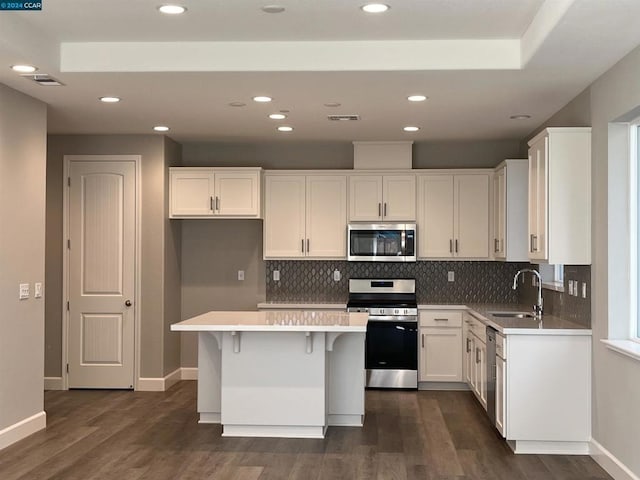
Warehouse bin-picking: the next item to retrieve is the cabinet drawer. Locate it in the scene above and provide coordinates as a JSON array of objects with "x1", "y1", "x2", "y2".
[{"x1": 420, "y1": 311, "x2": 462, "y2": 327}]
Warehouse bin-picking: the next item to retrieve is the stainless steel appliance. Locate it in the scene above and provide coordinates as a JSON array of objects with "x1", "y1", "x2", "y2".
[
  {"x1": 347, "y1": 223, "x2": 416, "y2": 262},
  {"x1": 486, "y1": 326, "x2": 497, "y2": 427},
  {"x1": 347, "y1": 278, "x2": 418, "y2": 388}
]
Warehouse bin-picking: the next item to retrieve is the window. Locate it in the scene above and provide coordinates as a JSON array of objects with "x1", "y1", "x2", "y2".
[{"x1": 538, "y1": 264, "x2": 564, "y2": 292}]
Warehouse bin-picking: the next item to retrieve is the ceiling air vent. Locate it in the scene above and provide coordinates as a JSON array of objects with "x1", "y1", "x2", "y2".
[
  {"x1": 327, "y1": 114, "x2": 360, "y2": 121},
  {"x1": 21, "y1": 74, "x2": 65, "y2": 86}
]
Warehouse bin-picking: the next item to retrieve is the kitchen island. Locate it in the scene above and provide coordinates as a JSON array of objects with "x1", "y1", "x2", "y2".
[{"x1": 171, "y1": 310, "x2": 368, "y2": 438}]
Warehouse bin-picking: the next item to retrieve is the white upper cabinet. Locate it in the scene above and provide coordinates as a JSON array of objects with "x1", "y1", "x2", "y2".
[
  {"x1": 527, "y1": 127, "x2": 591, "y2": 264},
  {"x1": 417, "y1": 172, "x2": 490, "y2": 259},
  {"x1": 169, "y1": 167, "x2": 262, "y2": 218},
  {"x1": 349, "y1": 174, "x2": 416, "y2": 221},
  {"x1": 493, "y1": 159, "x2": 528, "y2": 262},
  {"x1": 264, "y1": 173, "x2": 347, "y2": 259}
]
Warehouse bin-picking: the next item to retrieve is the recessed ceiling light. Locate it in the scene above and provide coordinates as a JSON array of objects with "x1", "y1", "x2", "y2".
[
  {"x1": 269, "y1": 113, "x2": 287, "y2": 120},
  {"x1": 11, "y1": 65, "x2": 37, "y2": 73},
  {"x1": 153, "y1": 125, "x2": 170, "y2": 132},
  {"x1": 510, "y1": 114, "x2": 532, "y2": 120},
  {"x1": 407, "y1": 95, "x2": 427, "y2": 102},
  {"x1": 229, "y1": 101, "x2": 246, "y2": 107},
  {"x1": 403, "y1": 126, "x2": 420, "y2": 132},
  {"x1": 361, "y1": 3, "x2": 390, "y2": 13},
  {"x1": 158, "y1": 5, "x2": 186, "y2": 14},
  {"x1": 324, "y1": 102, "x2": 341, "y2": 108},
  {"x1": 262, "y1": 5, "x2": 285, "y2": 13},
  {"x1": 277, "y1": 126, "x2": 293, "y2": 132},
  {"x1": 99, "y1": 96, "x2": 121, "y2": 103},
  {"x1": 253, "y1": 96, "x2": 272, "y2": 103}
]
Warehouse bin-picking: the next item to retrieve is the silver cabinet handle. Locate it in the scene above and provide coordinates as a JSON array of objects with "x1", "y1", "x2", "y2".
[
  {"x1": 378, "y1": 203, "x2": 382, "y2": 217},
  {"x1": 210, "y1": 196, "x2": 214, "y2": 211},
  {"x1": 434, "y1": 318, "x2": 448, "y2": 322},
  {"x1": 383, "y1": 203, "x2": 387, "y2": 217},
  {"x1": 533, "y1": 235, "x2": 538, "y2": 252},
  {"x1": 455, "y1": 239, "x2": 459, "y2": 253},
  {"x1": 475, "y1": 347, "x2": 480, "y2": 364},
  {"x1": 301, "y1": 239, "x2": 305, "y2": 253},
  {"x1": 466, "y1": 338, "x2": 471, "y2": 353},
  {"x1": 421, "y1": 333, "x2": 424, "y2": 348},
  {"x1": 215, "y1": 196, "x2": 220, "y2": 211},
  {"x1": 449, "y1": 239, "x2": 453, "y2": 253},
  {"x1": 306, "y1": 238, "x2": 310, "y2": 253},
  {"x1": 494, "y1": 238, "x2": 499, "y2": 252}
]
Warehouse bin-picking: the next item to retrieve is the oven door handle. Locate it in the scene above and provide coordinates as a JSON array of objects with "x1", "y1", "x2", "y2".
[{"x1": 368, "y1": 315, "x2": 418, "y2": 322}]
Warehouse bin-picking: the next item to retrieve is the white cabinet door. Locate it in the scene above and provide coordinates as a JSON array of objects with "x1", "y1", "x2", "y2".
[
  {"x1": 382, "y1": 175, "x2": 416, "y2": 221},
  {"x1": 349, "y1": 175, "x2": 383, "y2": 221},
  {"x1": 496, "y1": 355, "x2": 506, "y2": 437},
  {"x1": 493, "y1": 167, "x2": 506, "y2": 258},
  {"x1": 455, "y1": 174, "x2": 490, "y2": 258},
  {"x1": 528, "y1": 136, "x2": 547, "y2": 260},
  {"x1": 214, "y1": 171, "x2": 260, "y2": 217},
  {"x1": 170, "y1": 169, "x2": 215, "y2": 217},
  {"x1": 264, "y1": 175, "x2": 306, "y2": 258},
  {"x1": 417, "y1": 175, "x2": 455, "y2": 258},
  {"x1": 463, "y1": 321, "x2": 473, "y2": 385},
  {"x1": 419, "y1": 327, "x2": 463, "y2": 382},
  {"x1": 306, "y1": 175, "x2": 347, "y2": 258}
]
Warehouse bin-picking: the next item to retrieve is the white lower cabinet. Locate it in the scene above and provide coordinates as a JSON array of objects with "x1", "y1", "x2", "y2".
[
  {"x1": 418, "y1": 311, "x2": 463, "y2": 383},
  {"x1": 464, "y1": 313, "x2": 487, "y2": 410}
]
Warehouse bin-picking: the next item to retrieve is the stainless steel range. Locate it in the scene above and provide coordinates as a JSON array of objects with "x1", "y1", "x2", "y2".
[{"x1": 346, "y1": 278, "x2": 418, "y2": 389}]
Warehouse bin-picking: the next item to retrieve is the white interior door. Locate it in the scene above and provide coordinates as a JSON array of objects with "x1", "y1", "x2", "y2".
[{"x1": 68, "y1": 159, "x2": 136, "y2": 389}]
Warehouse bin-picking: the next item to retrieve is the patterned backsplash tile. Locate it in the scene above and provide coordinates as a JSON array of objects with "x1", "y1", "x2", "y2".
[{"x1": 266, "y1": 260, "x2": 530, "y2": 304}]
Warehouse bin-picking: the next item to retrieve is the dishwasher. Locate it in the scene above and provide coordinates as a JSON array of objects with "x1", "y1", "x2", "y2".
[{"x1": 486, "y1": 326, "x2": 497, "y2": 428}]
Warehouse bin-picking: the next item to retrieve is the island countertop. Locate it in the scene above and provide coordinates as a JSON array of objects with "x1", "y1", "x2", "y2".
[{"x1": 171, "y1": 310, "x2": 368, "y2": 333}]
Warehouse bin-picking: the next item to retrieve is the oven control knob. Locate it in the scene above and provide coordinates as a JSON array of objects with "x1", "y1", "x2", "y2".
[{"x1": 394, "y1": 309, "x2": 399, "y2": 314}]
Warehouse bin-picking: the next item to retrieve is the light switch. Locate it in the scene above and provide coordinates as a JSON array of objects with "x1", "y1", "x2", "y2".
[
  {"x1": 237, "y1": 270, "x2": 245, "y2": 281},
  {"x1": 19, "y1": 283, "x2": 29, "y2": 300},
  {"x1": 447, "y1": 271, "x2": 455, "y2": 282},
  {"x1": 273, "y1": 270, "x2": 280, "y2": 281},
  {"x1": 35, "y1": 282, "x2": 43, "y2": 298}
]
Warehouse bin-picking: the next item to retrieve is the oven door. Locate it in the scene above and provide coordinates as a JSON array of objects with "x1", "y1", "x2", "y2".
[{"x1": 365, "y1": 318, "x2": 418, "y2": 388}]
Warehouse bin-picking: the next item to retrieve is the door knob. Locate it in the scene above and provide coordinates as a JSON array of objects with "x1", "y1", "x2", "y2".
[{"x1": 125, "y1": 300, "x2": 132, "y2": 307}]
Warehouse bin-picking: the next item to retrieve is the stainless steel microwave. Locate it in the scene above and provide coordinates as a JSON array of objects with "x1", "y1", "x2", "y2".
[{"x1": 347, "y1": 223, "x2": 416, "y2": 262}]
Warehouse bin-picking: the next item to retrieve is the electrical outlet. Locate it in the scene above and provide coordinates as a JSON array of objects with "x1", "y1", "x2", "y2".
[
  {"x1": 447, "y1": 271, "x2": 455, "y2": 282},
  {"x1": 237, "y1": 270, "x2": 245, "y2": 281},
  {"x1": 34, "y1": 282, "x2": 43, "y2": 298},
  {"x1": 273, "y1": 270, "x2": 280, "y2": 281},
  {"x1": 333, "y1": 270, "x2": 341, "y2": 282},
  {"x1": 582, "y1": 282, "x2": 587, "y2": 298},
  {"x1": 19, "y1": 283, "x2": 29, "y2": 300}
]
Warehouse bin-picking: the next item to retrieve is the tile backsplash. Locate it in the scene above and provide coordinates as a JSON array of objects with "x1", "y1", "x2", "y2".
[{"x1": 266, "y1": 260, "x2": 530, "y2": 304}]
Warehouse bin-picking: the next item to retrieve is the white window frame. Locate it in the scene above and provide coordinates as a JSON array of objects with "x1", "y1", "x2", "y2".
[
  {"x1": 538, "y1": 263, "x2": 564, "y2": 292},
  {"x1": 631, "y1": 124, "x2": 639, "y2": 341}
]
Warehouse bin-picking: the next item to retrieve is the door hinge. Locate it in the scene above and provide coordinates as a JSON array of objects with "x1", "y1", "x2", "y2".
[
  {"x1": 67, "y1": 239, "x2": 70, "y2": 249},
  {"x1": 67, "y1": 177, "x2": 71, "y2": 187},
  {"x1": 66, "y1": 364, "x2": 69, "y2": 373},
  {"x1": 66, "y1": 301, "x2": 69, "y2": 311}
]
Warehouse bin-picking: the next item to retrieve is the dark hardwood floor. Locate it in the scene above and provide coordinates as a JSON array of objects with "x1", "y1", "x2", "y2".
[{"x1": 0, "y1": 382, "x2": 612, "y2": 480}]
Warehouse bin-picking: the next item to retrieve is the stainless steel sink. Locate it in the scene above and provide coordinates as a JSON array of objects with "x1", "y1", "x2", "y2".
[{"x1": 488, "y1": 311, "x2": 536, "y2": 319}]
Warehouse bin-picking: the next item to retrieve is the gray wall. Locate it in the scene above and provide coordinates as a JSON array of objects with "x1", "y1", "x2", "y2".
[
  {"x1": 588, "y1": 44, "x2": 640, "y2": 476},
  {"x1": 0, "y1": 84, "x2": 47, "y2": 431},
  {"x1": 183, "y1": 139, "x2": 522, "y2": 169},
  {"x1": 180, "y1": 220, "x2": 265, "y2": 368},
  {"x1": 163, "y1": 137, "x2": 183, "y2": 376},
  {"x1": 46, "y1": 135, "x2": 174, "y2": 379}
]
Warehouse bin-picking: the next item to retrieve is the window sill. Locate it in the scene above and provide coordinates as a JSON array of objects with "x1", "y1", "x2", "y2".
[
  {"x1": 602, "y1": 339, "x2": 640, "y2": 362},
  {"x1": 542, "y1": 281, "x2": 565, "y2": 293}
]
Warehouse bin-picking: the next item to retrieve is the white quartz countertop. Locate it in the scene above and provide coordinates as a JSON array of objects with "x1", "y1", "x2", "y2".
[
  {"x1": 171, "y1": 310, "x2": 367, "y2": 332},
  {"x1": 257, "y1": 302, "x2": 346, "y2": 310}
]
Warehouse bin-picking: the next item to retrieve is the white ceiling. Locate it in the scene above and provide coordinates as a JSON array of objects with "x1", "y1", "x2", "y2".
[{"x1": 1, "y1": 0, "x2": 639, "y2": 143}]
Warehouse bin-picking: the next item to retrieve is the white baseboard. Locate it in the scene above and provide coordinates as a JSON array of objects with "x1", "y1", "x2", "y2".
[
  {"x1": 44, "y1": 377, "x2": 64, "y2": 391},
  {"x1": 0, "y1": 411, "x2": 46, "y2": 451},
  {"x1": 137, "y1": 367, "x2": 198, "y2": 391},
  {"x1": 591, "y1": 439, "x2": 640, "y2": 480}
]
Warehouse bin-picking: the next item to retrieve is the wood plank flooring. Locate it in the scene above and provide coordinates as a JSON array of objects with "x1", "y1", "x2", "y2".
[{"x1": 0, "y1": 382, "x2": 612, "y2": 480}]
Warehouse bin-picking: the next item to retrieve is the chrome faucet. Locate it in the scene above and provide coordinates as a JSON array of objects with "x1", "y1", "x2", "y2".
[{"x1": 512, "y1": 269, "x2": 543, "y2": 317}]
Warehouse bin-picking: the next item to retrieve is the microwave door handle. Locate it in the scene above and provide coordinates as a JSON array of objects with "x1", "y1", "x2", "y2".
[{"x1": 401, "y1": 230, "x2": 406, "y2": 254}]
